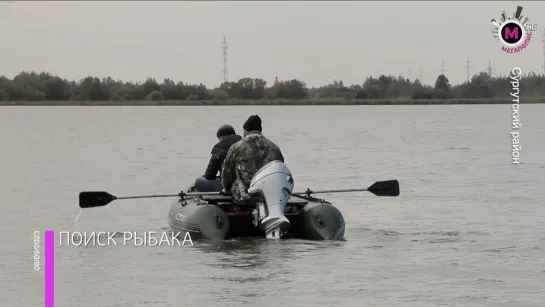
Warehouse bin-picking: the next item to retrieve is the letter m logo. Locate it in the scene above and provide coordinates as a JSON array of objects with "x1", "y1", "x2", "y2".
[{"x1": 504, "y1": 27, "x2": 519, "y2": 40}]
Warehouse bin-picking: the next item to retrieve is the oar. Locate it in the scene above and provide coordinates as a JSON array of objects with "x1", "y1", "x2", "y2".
[
  {"x1": 78, "y1": 191, "x2": 221, "y2": 209},
  {"x1": 292, "y1": 179, "x2": 399, "y2": 197},
  {"x1": 79, "y1": 179, "x2": 399, "y2": 209}
]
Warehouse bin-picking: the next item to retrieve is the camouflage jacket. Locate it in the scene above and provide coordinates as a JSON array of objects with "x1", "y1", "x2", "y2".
[{"x1": 221, "y1": 131, "x2": 284, "y2": 203}]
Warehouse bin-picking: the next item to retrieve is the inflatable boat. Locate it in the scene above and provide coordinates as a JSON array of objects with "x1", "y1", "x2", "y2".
[{"x1": 79, "y1": 161, "x2": 399, "y2": 241}]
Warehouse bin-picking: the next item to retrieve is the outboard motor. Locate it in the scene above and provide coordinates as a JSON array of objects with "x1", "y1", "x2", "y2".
[{"x1": 247, "y1": 160, "x2": 294, "y2": 239}]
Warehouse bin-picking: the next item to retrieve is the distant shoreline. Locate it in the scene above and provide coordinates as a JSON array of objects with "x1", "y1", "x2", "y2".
[{"x1": 1, "y1": 97, "x2": 544, "y2": 106}]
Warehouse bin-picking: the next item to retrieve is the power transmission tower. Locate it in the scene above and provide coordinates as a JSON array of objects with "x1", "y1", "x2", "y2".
[
  {"x1": 465, "y1": 57, "x2": 471, "y2": 82},
  {"x1": 221, "y1": 37, "x2": 228, "y2": 83},
  {"x1": 486, "y1": 61, "x2": 495, "y2": 77},
  {"x1": 440, "y1": 61, "x2": 445, "y2": 75},
  {"x1": 418, "y1": 68, "x2": 423, "y2": 82}
]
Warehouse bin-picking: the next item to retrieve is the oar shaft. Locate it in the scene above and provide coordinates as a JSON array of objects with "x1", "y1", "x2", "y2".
[
  {"x1": 115, "y1": 191, "x2": 221, "y2": 200},
  {"x1": 293, "y1": 188, "x2": 368, "y2": 195},
  {"x1": 115, "y1": 194, "x2": 179, "y2": 200}
]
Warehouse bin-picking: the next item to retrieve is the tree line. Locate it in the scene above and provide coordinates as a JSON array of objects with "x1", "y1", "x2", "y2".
[{"x1": 0, "y1": 70, "x2": 544, "y2": 102}]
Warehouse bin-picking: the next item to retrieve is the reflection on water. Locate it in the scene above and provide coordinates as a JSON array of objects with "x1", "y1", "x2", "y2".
[{"x1": 191, "y1": 238, "x2": 347, "y2": 305}]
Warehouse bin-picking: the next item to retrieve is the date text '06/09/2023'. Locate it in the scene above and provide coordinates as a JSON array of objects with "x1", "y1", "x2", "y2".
[
  {"x1": 58, "y1": 231, "x2": 194, "y2": 247},
  {"x1": 33, "y1": 231, "x2": 40, "y2": 271}
]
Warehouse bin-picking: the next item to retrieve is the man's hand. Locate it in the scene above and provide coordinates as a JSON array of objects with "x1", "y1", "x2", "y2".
[{"x1": 220, "y1": 188, "x2": 229, "y2": 195}]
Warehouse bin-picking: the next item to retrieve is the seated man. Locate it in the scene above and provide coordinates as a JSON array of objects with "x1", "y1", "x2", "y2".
[
  {"x1": 193, "y1": 124, "x2": 242, "y2": 192},
  {"x1": 221, "y1": 115, "x2": 284, "y2": 203}
]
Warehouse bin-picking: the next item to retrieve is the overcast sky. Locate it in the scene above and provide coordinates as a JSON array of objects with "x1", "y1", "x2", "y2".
[{"x1": 1, "y1": 1, "x2": 544, "y2": 87}]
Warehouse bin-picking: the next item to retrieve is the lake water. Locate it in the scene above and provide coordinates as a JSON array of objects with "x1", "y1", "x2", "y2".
[{"x1": 1, "y1": 105, "x2": 544, "y2": 307}]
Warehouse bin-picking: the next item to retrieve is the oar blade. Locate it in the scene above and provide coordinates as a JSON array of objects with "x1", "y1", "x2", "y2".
[
  {"x1": 368, "y1": 180, "x2": 399, "y2": 196},
  {"x1": 79, "y1": 191, "x2": 117, "y2": 208}
]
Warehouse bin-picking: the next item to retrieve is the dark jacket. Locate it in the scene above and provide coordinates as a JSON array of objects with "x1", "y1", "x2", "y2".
[{"x1": 203, "y1": 134, "x2": 242, "y2": 180}]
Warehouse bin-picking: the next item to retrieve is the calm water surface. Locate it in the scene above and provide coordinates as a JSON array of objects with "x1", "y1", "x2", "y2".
[{"x1": 1, "y1": 105, "x2": 544, "y2": 307}]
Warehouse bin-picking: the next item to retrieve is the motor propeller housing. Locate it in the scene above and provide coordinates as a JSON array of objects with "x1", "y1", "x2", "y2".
[{"x1": 247, "y1": 160, "x2": 294, "y2": 239}]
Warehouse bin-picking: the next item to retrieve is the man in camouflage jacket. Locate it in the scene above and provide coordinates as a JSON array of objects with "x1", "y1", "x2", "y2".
[{"x1": 221, "y1": 115, "x2": 284, "y2": 203}]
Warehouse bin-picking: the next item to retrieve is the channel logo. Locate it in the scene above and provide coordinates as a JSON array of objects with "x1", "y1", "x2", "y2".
[{"x1": 491, "y1": 6, "x2": 537, "y2": 54}]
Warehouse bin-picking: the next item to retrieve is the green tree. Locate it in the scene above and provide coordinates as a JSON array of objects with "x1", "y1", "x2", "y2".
[{"x1": 1, "y1": 69, "x2": 545, "y2": 102}]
